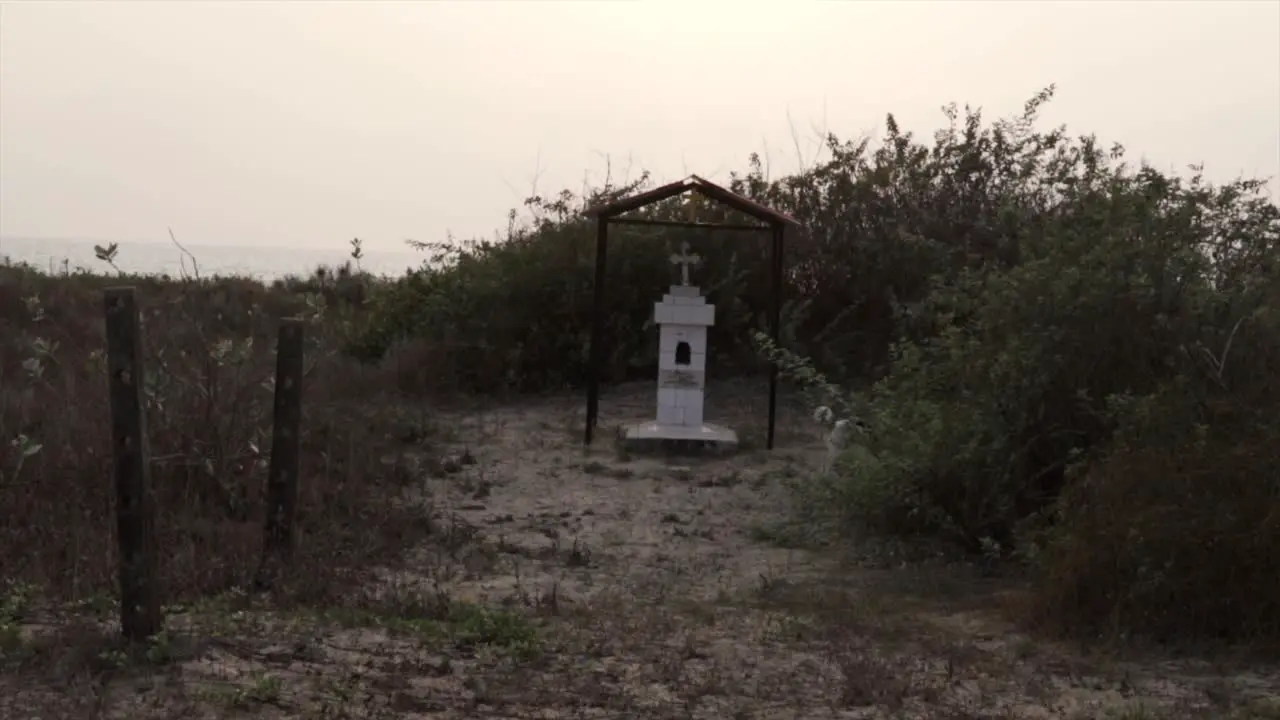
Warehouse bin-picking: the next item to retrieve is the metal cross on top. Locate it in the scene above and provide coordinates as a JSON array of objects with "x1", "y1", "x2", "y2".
[{"x1": 669, "y1": 241, "x2": 702, "y2": 286}]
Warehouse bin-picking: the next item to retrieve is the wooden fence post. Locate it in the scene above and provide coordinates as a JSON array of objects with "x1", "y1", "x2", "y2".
[
  {"x1": 103, "y1": 287, "x2": 162, "y2": 641},
  {"x1": 256, "y1": 318, "x2": 304, "y2": 590}
]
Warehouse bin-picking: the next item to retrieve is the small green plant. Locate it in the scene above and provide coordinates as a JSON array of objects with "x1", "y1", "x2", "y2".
[
  {"x1": 142, "y1": 630, "x2": 175, "y2": 664},
  {"x1": 94, "y1": 630, "x2": 177, "y2": 669},
  {"x1": 194, "y1": 674, "x2": 284, "y2": 709},
  {"x1": 242, "y1": 673, "x2": 285, "y2": 705},
  {"x1": 1104, "y1": 703, "x2": 1162, "y2": 720},
  {"x1": 446, "y1": 602, "x2": 541, "y2": 658},
  {"x1": 0, "y1": 580, "x2": 35, "y2": 658},
  {"x1": 0, "y1": 622, "x2": 20, "y2": 657},
  {"x1": 0, "y1": 579, "x2": 35, "y2": 624}
]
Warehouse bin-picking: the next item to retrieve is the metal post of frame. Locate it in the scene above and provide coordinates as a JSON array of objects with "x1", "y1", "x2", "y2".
[
  {"x1": 584, "y1": 215, "x2": 609, "y2": 445},
  {"x1": 767, "y1": 223, "x2": 784, "y2": 450}
]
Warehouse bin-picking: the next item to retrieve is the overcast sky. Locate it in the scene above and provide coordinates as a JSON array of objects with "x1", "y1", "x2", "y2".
[{"x1": 1, "y1": 1, "x2": 1277, "y2": 253}]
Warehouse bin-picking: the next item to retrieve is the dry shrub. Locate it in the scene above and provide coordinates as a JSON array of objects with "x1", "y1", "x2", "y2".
[
  {"x1": 380, "y1": 336, "x2": 468, "y2": 399},
  {"x1": 1031, "y1": 428, "x2": 1280, "y2": 643},
  {"x1": 0, "y1": 263, "x2": 426, "y2": 606}
]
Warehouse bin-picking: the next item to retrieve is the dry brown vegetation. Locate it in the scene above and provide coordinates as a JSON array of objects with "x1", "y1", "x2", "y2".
[
  {"x1": 0, "y1": 266, "x2": 425, "y2": 604},
  {"x1": 1, "y1": 263, "x2": 1278, "y2": 719}
]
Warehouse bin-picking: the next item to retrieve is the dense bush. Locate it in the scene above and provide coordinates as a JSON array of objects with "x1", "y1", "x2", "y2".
[
  {"x1": 763, "y1": 90, "x2": 1280, "y2": 643},
  {"x1": 357, "y1": 85, "x2": 1280, "y2": 643}
]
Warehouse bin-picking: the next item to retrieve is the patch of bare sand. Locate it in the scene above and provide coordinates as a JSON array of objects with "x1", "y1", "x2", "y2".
[
  {"x1": 5, "y1": 382, "x2": 1278, "y2": 718},
  {"x1": 369, "y1": 382, "x2": 1280, "y2": 718}
]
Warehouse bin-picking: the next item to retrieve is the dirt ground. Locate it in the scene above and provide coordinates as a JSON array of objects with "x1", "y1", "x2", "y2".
[{"x1": 4, "y1": 381, "x2": 1279, "y2": 719}]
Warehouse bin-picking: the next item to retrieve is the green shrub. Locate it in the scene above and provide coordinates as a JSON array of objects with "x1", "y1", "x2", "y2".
[{"x1": 749, "y1": 88, "x2": 1280, "y2": 642}]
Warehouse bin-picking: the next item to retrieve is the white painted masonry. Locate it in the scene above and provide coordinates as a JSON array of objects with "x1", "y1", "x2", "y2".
[
  {"x1": 653, "y1": 244, "x2": 715, "y2": 428},
  {"x1": 623, "y1": 241, "x2": 737, "y2": 450}
]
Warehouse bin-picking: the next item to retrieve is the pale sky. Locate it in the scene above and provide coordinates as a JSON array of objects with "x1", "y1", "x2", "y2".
[{"x1": 1, "y1": 1, "x2": 1277, "y2": 253}]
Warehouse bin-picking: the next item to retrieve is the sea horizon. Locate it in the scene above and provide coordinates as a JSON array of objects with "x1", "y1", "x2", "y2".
[{"x1": 0, "y1": 235, "x2": 425, "y2": 281}]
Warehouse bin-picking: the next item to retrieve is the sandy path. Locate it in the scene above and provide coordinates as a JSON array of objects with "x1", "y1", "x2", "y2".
[{"x1": 421, "y1": 383, "x2": 831, "y2": 607}]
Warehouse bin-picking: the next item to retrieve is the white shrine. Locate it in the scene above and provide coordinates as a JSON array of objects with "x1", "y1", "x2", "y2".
[{"x1": 622, "y1": 241, "x2": 738, "y2": 451}]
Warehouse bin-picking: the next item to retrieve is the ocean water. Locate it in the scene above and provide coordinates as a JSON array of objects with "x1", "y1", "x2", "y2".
[{"x1": 0, "y1": 236, "x2": 425, "y2": 282}]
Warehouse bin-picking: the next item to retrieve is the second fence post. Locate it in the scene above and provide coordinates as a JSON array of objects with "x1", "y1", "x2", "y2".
[
  {"x1": 103, "y1": 286, "x2": 162, "y2": 641},
  {"x1": 256, "y1": 317, "x2": 304, "y2": 590}
]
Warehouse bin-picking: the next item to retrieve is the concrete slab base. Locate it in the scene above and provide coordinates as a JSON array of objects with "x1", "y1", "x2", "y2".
[{"x1": 620, "y1": 421, "x2": 739, "y2": 456}]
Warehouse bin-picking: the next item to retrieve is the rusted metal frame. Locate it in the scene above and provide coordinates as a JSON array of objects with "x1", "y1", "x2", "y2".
[
  {"x1": 608, "y1": 217, "x2": 770, "y2": 232},
  {"x1": 584, "y1": 181, "x2": 793, "y2": 449}
]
